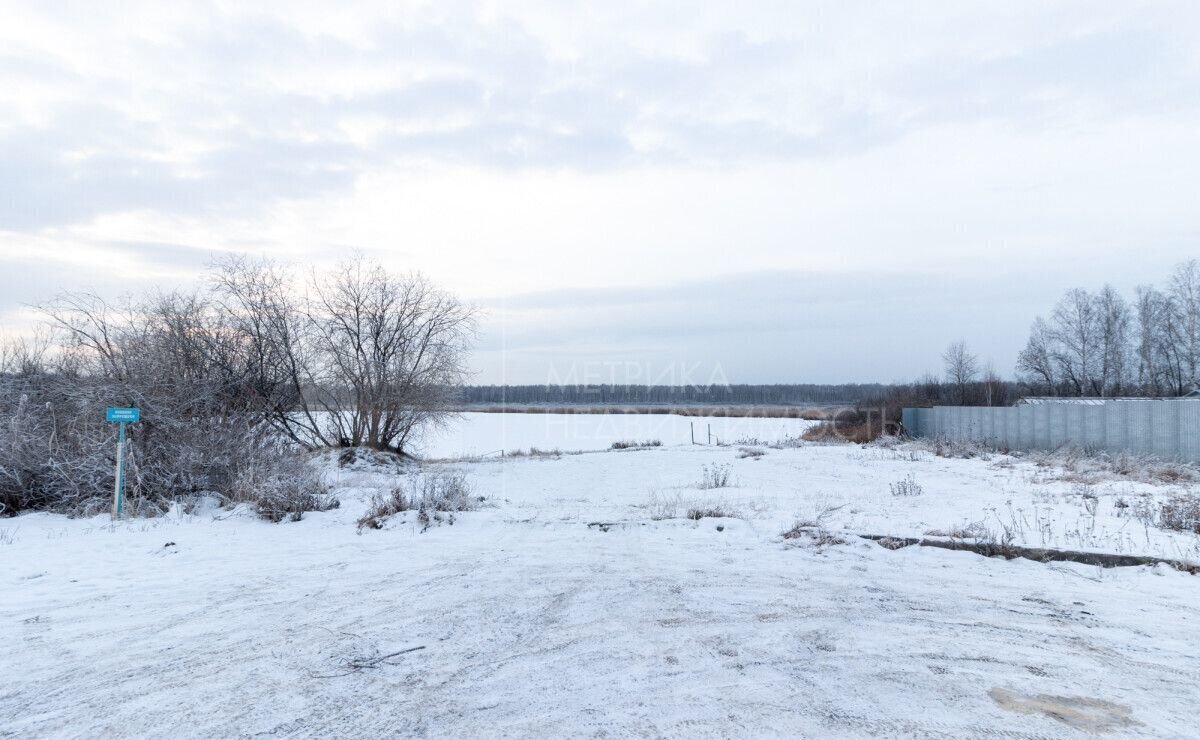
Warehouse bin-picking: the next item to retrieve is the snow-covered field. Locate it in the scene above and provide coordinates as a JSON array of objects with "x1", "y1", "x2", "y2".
[
  {"x1": 414, "y1": 411, "x2": 817, "y2": 457},
  {"x1": 4, "y1": 427, "x2": 1200, "y2": 738}
]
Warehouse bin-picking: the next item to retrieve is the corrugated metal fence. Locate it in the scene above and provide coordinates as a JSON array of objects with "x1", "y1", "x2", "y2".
[{"x1": 901, "y1": 400, "x2": 1200, "y2": 462}]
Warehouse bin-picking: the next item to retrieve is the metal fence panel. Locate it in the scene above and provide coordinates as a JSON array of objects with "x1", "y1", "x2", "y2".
[
  {"x1": 1179, "y1": 404, "x2": 1200, "y2": 462},
  {"x1": 1104, "y1": 402, "x2": 1127, "y2": 453},
  {"x1": 1047, "y1": 405, "x2": 1068, "y2": 448},
  {"x1": 1127, "y1": 402, "x2": 1155, "y2": 456},
  {"x1": 905, "y1": 400, "x2": 1200, "y2": 462},
  {"x1": 948, "y1": 407, "x2": 964, "y2": 440},
  {"x1": 1017, "y1": 405, "x2": 1035, "y2": 449},
  {"x1": 1083, "y1": 406, "x2": 1106, "y2": 450},
  {"x1": 1000, "y1": 408, "x2": 1016, "y2": 448},
  {"x1": 1152, "y1": 402, "x2": 1179, "y2": 458}
]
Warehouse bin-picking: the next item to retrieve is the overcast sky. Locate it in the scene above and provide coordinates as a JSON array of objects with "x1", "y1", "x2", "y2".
[{"x1": 2, "y1": 1, "x2": 1199, "y2": 385}]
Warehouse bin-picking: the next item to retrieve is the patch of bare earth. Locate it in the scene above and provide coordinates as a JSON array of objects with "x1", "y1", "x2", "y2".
[{"x1": 989, "y1": 688, "x2": 1139, "y2": 733}]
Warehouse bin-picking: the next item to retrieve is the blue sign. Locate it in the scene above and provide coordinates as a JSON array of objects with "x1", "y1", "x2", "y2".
[{"x1": 106, "y1": 407, "x2": 140, "y2": 423}]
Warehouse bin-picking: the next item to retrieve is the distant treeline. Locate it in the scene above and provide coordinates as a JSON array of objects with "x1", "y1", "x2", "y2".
[
  {"x1": 459, "y1": 378, "x2": 1037, "y2": 410},
  {"x1": 458, "y1": 384, "x2": 891, "y2": 406}
]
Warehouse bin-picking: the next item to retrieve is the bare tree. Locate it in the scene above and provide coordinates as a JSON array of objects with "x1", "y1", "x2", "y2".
[
  {"x1": 0, "y1": 330, "x2": 53, "y2": 376},
  {"x1": 1047, "y1": 288, "x2": 1101, "y2": 395},
  {"x1": 1135, "y1": 286, "x2": 1169, "y2": 395},
  {"x1": 213, "y1": 256, "x2": 328, "y2": 448},
  {"x1": 1016, "y1": 317, "x2": 1057, "y2": 392},
  {"x1": 942, "y1": 340, "x2": 979, "y2": 404},
  {"x1": 1095, "y1": 285, "x2": 1131, "y2": 396},
  {"x1": 215, "y1": 255, "x2": 476, "y2": 453},
  {"x1": 980, "y1": 363, "x2": 1005, "y2": 406},
  {"x1": 1169, "y1": 259, "x2": 1200, "y2": 388},
  {"x1": 306, "y1": 258, "x2": 476, "y2": 451}
]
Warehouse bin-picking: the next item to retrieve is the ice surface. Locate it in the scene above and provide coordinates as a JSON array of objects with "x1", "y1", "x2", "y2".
[{"x1": 413, "y1": 411, "x2": 817, "y2": 457}]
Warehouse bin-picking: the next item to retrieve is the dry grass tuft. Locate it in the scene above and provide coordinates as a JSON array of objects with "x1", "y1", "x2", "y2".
[
  {"x1": 802, "y1": 420, "x2": 880, "y2": 444},
  {"x1": 889, "y1": 473, "x2": 924, "y2": 497},
  {"x1": 686, "y1": 506, "x2": 737, "y2": 520},
  {"x1": 696, "y1": 463, "x2": 732, "y2": 489},
  {"x1": 781, "y1": 522, "x2": 846, "y2": 547}
]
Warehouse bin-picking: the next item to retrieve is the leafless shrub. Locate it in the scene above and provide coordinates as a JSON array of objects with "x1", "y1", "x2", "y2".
[
  {"x1": 503, "y1": 446, "x2": 564, "y2": 459},
  {"x1": 737, "y1": 447, "x2": 765, "y2": 459},
  {"x1": 788, "y1": 504, "x2": 846, "y2": 530},
  {"x1": 253, "y1": 467, "x2": 339, "y2": 523},
  {"x1": 1128, "y1": 496, "x2": 1157, "y2": 527},
  {"x1": 1, "y1": 255, "x2": 475, "y2": 519},
  {"x1": 1158, "y1": 495, "x2": 1200, "y2": 534},
  {"x1": 782, "y1": 503, "x2": 848, "y2": 547},
  {"x1": 358, "y1": 470, "x2": 479, "y2": 532},
  {"x1": 357, "y1": 487, "x2": 409, "y2": 531},
  {"x1": 925, "y1": 521, "x2": 988, "y2": 539},
  {"x1": 890, "y1": 473, "x2": 924, "y2": 497},
  {"x1": 697, "y1": 463, "x2": 732, "y2": 489},
  {"x1": 928, "y1": 435, "x2": 991, "y2": 460},
  {"x1": 410, "y1": 470, "x2": 476, "y2": 511},
  {"x1": 975, "y1": 527, "x2": 1020, "y2": 559},
  {"x1": 610, "y1": 439, "x2": 662, "y2": 450}
]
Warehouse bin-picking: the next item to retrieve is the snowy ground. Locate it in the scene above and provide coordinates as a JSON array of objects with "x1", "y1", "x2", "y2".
[{"x1": 3, "y1": 434, "x2": 1200, "y2": 738}]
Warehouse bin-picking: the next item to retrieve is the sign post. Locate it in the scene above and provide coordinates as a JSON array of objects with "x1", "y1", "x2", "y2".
[{"x1": 106, "y1": 407, "x2": 140, "y2": 519}]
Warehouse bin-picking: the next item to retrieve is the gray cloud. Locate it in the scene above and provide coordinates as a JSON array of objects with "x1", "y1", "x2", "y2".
[
  {"x1": 3, "y1": 7, "x2": 1197, "y2": 230},
  {"x1": 2, "y1": 3, "x2": 1199, "y2": 386},
  {"x1": 471, "y1": 269, "x2": 1086, "y2": 384}
]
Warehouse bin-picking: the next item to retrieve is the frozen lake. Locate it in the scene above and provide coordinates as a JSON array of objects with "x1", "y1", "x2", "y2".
[{"x1": 414, "y1": 411, "x2": 817, "y2": 458}]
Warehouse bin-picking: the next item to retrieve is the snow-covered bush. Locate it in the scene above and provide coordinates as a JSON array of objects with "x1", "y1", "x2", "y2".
[
  {"x1": 0, "y1": 381, "x2": 111, "y2": 516},
  {"x1": 252, "y1": 468, "x2": 339, "y2": 523},
  {"x1": 0, "y1": 375, "x2": 186, "y2": 517},
  {"x1": 0, "y1": 366, "x2": 335, "y2": 521}
]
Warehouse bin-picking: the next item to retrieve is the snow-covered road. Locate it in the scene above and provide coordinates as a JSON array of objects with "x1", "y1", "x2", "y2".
[{"x1": 3, "y1": 441, "x2": 1199, "y2": 738}]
